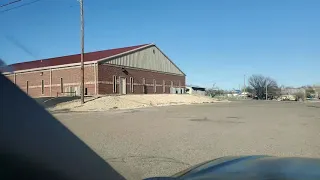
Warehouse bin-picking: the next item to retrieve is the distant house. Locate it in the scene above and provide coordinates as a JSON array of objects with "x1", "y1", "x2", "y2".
[
  {"x1": 281, "y1": 87, "x2": 305, "y2": 95},
  {"x1": 313, "y1": 84, "x2": 320, "y2": 98},
  {"x1": 186, "y1": 86, "x2": 206, "y2": 96},
  {"x1": 232, "y1": 90, "x2": 241, "y2": 96}
]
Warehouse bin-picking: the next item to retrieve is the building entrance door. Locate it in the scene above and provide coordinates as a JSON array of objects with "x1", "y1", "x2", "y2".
[{"x1": 120, "y1": 77, "x2": 127, "y2": 94}]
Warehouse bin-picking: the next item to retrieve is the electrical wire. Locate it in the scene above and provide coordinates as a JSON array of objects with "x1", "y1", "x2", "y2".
[
  {"x1": 0, "y1": 0, "x2": 44, "y2": 14},
  {"x1": 0, "y1": 0, "x2": 22, "y2": 8}
]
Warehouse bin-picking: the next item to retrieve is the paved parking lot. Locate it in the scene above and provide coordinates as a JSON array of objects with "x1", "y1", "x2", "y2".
[{"x1": 55, "y1": 101, "x2": 320, "y2": 179}]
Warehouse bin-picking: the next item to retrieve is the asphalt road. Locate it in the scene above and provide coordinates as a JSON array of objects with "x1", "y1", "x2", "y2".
[{"x1": 54, "y1": 101, "x2": 320, "y2": 179}]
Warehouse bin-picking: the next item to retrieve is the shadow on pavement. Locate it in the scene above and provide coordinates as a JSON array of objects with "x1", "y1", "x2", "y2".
[{"x1": 35, "y1": 96, "x2": 81, "y2": 108}]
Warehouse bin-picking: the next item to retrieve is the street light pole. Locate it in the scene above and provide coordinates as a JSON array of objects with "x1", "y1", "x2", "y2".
[{"x1": 79, "y1": 0, "x2": 84, "y2": 104}]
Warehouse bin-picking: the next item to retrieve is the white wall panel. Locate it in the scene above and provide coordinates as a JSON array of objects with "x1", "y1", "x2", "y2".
[{"x1": 104, "y1": 46, "x2": 184, "y2": 75}]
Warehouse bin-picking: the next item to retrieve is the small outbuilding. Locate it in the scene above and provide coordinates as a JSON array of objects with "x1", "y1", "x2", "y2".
[{"x1": 185, "y1": 86, "x2": 206, "y2": 96}]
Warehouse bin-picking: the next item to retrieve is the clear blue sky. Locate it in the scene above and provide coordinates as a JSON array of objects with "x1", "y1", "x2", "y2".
[{"x1": 1, "y1": 0, "x2": 319, "y2": 89}]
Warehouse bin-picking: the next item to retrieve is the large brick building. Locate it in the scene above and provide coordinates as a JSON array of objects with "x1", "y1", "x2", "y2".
[{"x1": 3, "y1": 44, "x2": 186, "y2": 97}]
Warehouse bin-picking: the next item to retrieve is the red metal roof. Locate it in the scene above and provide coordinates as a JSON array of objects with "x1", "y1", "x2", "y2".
[{"x1": 6, "y1": 44, "x2": 149, "y2": 72}]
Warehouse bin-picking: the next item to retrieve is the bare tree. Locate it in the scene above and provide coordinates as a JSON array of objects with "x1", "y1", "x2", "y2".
[
  {"x1": 304, "y1": 86, "x2": 316, "y2": 98},
  {"x1": 248, "y1": 75, "x2": 279, "y2": 99}
]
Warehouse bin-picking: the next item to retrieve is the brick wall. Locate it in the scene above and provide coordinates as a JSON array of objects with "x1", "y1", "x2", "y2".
[
  {"x1": 5, "y1": 64, "x2": 96, "y2": 97},
  {"x1": 98, "y1": 64, "x2": 185, "y2": 94},
  {"x1": 51, "y1": 65, "x2": 95, "y2": 96},
  {"x1": 4, "y1": 63, "x2": 185, "y2": 97},
  {"x1": 15, "y1": 70, "x2": 51, "y2": 97}
]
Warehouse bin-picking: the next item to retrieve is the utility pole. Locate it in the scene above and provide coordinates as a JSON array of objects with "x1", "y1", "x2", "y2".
[
  {"x1": 243, "y1": 74, "x2": 246, "y2": 93},
  {"x1": 79, "y1": 0, "x2": 85, "y2": 104},
  {"x1": 265, "y1": 81, "x2": 268, "y2": 100}
]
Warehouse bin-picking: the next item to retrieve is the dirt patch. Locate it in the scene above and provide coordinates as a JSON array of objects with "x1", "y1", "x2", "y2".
[
  {"x1": 213, "y1": 120, "x2": 244, "y2": 124},
  {"x1": 307, "y1": 105, "x2": 320, "y2": 109},
  {"x1": 189, "y1": 117, "x2": 244, "y2": 124},
  {"x1": 123, "y1": 110, "x2": 140, "y2": 113},
  {"x1": 189, "y1": 117, "x2": 211, "y2": 122},
  {"x1": 226, "y1": 116, "x2": 241, "y2": 119},
  {"x1": 50, "y1": 94, "x2": 220, "y2": 112}
]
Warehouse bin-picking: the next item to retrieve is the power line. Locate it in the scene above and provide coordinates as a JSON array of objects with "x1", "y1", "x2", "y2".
[
  {"x1": 0, "y1": 0, "x2": 22, "y2": 8},
  {"x1": 0, "y1": 0, "x2": 43, "y2": 13}
]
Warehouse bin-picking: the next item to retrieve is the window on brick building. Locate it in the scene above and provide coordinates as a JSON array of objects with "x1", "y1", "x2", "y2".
[
  {"x1": 113, "y1": 75, "x2": 117, "y2": 93},
  {"x1": 60, "y1": 78, "x2": 63, "y2": 93},
  {"x1": 130, "y1": 77, "x2": 134, "y2": 93},
  {"x1": 154, "y1": 79, "x2": 156, "y2": 93},
  {"x1": 41, "y1": 80, "x2": 44, "y2": 95}
]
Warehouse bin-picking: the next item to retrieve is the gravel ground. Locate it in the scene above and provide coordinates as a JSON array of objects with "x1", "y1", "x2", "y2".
[
  {"x1": 50, "y1": 94, "x2": 218, "y2": 112},
  {"x1": 54, "y1": 101, "x2": 320, "y2": 179}
]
